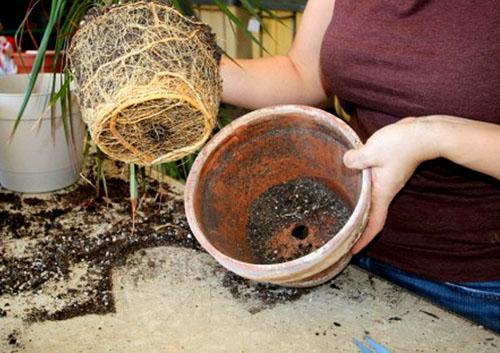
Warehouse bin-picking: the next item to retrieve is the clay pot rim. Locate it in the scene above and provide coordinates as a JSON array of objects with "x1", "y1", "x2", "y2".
[{"x1": 185, "y1": 105, "x2": 371, "y2": 279}]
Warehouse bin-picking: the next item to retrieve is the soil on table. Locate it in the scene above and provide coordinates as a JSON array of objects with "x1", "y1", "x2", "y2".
[
  {"x1": 0, "y1": 165, "x2": 311, "y2": 325},
  {"x1": 247, "y1": 177, "x2": 352, "y2": 264},
  {"x1": 0, "y1": 172, "x2": 201, "y2": 323}
]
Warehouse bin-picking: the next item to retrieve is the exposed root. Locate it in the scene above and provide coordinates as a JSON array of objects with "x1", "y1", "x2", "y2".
[{"x1": 69, "y1": 1, "x2": 222, "y2": 166}]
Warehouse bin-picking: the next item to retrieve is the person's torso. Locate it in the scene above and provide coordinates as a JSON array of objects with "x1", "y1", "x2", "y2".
[{"x1": 320, "y1": 0, "x2": 500, "y2": 281}]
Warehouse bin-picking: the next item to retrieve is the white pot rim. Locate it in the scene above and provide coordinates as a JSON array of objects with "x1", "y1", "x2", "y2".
[{"x1": 0, "y1": 73, "x2": 72, "y2": 97}]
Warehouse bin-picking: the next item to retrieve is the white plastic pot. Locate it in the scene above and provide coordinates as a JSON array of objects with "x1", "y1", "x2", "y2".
[{"x1": 0, "y1": 74, "x2": 85, "y2": 193}]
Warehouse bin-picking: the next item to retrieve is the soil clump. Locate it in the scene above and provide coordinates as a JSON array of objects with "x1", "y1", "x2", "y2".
[
  {"x1": 0, "y1": 177, "x2": 196, "y2": 321},
  {"x1": 247, "y1": 177, "x2": 351, "y2": 264}
]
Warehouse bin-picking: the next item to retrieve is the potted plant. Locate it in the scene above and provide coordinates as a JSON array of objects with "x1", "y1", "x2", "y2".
[
  {"x1": 0, "y1": 72, "x2": 86, "y2": 193},
  {"x1": 0, "y1": 0, "x2": 89, "y2": 193}
]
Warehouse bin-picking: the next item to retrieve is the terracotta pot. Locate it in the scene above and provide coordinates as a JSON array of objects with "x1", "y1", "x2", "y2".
[
  {"x1": 13, "y1": 51, "x2": 64, "y2": 73},
  {"x1": 185, "y1": 105, "x2": 371, "y2": 287}
]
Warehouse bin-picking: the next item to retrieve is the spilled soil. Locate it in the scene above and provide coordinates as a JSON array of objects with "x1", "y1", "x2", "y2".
[
  {"x1": 221, "y1": 271, "x2": 310, "y2": 314},
  {"x1": 247, "y1": 177, "x2": 351, "y2": 264},
  {"x1": 0, "y1": 177, "x2": 198, "y2": 322},
  {"x1": 0, "y1": 170, "x2": 310, "y2": 325}
]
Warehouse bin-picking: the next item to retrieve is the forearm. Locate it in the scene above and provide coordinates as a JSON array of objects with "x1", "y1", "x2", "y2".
[
  {"x1": 344, "y1": 114, "x2": 500, "y2": 253},
  {"x1": 422, "y1": 115, "x2": 500, "y2": 179},
  {"x1": 221, "y1": 56, "x2": 327, "y2": 110}
]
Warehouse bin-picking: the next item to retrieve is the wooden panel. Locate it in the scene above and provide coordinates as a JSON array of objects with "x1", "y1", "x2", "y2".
[
  {"x1": 295, "y1": 11, "x2": 303, "y2": 28},
  {"x1": 195, "y1": 5, "x2": 253, "y2": 58},
  {"x1": 193, "y1": 5, "x2": 304, "y2": 59},
  {"x1": 252, "y1": 10, "x2": 296, "y2": 58}
]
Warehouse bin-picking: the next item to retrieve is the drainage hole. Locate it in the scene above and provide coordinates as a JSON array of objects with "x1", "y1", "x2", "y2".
[{"x1": 291, "y1": 225, "x2": 309, "y2": 240}]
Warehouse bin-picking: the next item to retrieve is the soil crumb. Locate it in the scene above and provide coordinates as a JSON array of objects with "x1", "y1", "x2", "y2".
[
  {"x1": 247, "y1": 177, "x2": 351, "y2": 264},
  {"x1": 7, "y1": 330, "x2": 20, "y2": 348},
  {"x1": 221, "y1": 271, "x2": 310, "y2": 314}
]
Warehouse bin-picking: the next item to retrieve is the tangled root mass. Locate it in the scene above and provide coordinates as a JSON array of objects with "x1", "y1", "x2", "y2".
[{"x1": 69, "y1": 0, "x2": 222, "y2": 165}]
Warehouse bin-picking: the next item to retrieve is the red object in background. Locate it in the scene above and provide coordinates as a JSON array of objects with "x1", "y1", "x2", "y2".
[
  {"x1": 4, "y1": 36, "x2": 16, "y2": 51},
  {"x1": 13, "y1": 50, "x2": 64, "y2": 73}
]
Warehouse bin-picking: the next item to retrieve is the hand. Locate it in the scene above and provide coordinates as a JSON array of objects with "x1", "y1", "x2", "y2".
[{"x1": 343, "y1": 117, "x2": 437, "y2": 254}]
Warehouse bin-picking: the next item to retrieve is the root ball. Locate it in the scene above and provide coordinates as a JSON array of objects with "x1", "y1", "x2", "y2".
[{"x1": 69, "y1": 1, "x2": 222, "y2": 165}]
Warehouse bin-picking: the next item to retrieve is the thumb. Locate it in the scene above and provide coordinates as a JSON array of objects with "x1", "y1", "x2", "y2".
[{"x1": 343, "y1": 147, "x2": 372, "y2": 170}]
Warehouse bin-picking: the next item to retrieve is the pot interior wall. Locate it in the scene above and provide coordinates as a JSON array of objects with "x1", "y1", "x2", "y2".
[{"x1": 194, "y1": 113, "x2": 361, "y2": 263}]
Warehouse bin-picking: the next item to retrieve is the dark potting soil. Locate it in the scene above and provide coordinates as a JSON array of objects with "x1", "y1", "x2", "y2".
[
  {"x1": 247, "y1": 177, "x2": 352, "y2": 264},
  {"x1": 221, "y1": 271, "x2": 310, "y2": 314},
  {"x1": 7, "y1": 330, "x2": 18, "y2": 346},
  {"x1": 0, "y1": 177, "x2": 199, "y2": 322}
]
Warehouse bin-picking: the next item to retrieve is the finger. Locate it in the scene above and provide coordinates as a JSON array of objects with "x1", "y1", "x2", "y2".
[
  {"x1": 351, "y1": 189, "x2": 389, "y2": 254},
  {"x1": 343, "y1": 146, "x2": 374, "y2": 170}
]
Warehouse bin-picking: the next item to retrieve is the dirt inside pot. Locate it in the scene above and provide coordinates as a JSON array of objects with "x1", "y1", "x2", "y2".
[{"x1": 247, "y1": 177, "x2": 352, "y2": 264}]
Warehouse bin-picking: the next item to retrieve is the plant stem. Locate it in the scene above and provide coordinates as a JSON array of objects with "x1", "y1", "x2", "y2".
[
  {"x1": 95, "y1": 147, "x2": 103, "y2": 197},
  {"x1": 129, "y1": 163, "x2": 138, "y2": 235}
]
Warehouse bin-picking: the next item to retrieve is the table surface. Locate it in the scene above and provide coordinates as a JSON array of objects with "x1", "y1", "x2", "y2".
[{"x1": 0, "y1": 176, "x2": 498, "y2": 353}]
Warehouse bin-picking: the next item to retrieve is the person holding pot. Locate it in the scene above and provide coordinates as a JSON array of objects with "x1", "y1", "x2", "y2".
[{"x1": 221, "y1": 0, "x2": 500, "y2": 332}]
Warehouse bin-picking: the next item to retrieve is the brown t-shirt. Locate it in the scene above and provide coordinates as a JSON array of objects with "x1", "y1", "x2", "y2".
[{"x1": 320, "y1": 0, "x2": 500, "y2": 282}]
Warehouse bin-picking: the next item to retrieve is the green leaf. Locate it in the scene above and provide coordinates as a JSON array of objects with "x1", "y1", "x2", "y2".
[
  {"x1": 14, "y1": 0, "x2": 43, "y2": 66},
  {"x1": 239, "y1": 0, "x2": 272, "y2": 36},
  {"x1": 172, "y1": 0, "x2": 195, "y2": 16},
  {"x1": 160, "y1": 161, "x2": 182, "y2": 180},
  {"x1": 140, "y1": 166, "x2": 147, "y2": 194},
  {"x1": 11, "y1": 0, "x2": 67, "y2": 138},
  {"x1": 82, "y1": 130, "x2": 92, "y2": 163},
  {"x1": 95, "y1": 147, "x2": 104, "y2": 197},
  {"x1": 249, "y1": 0, "x2": 286, "y2": 22},
  {"x1": 129, "y1": 163, "x2": 138, "y2": 219},
  {"x1": 130, "y1": 163, "x2": 138, "y2": 202},
  {"x1": 212, "y1": 0, "x2": 270, "y2": 55}
]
